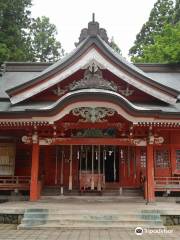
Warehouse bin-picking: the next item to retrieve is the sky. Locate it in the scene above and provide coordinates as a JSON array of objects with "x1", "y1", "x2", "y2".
[{"x1": 32, "y1": 0, "x2": 157, "y2": 59}]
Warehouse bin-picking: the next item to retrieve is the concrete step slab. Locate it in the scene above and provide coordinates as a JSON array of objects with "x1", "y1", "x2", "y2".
[
  {"x1": 22, "y1": 214, "x2": 161, "y2": 221},
  {"x1": 21, "y1": 218, "x2": 163, "y2": 224},
  {"x1": 18, "y1": 207, "x2": 164, "y2": 230},
  {"x1": 18, "y1": 223, "x2": 165, "y2": 230}
]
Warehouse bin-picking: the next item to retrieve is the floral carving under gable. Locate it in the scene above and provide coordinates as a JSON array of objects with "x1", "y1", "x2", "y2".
[
  {"x1": 69, "y1": 68, "x2": 118, "y2": 91},
  {"x1": 52, "y1": 63, "x2": 134, "y2": 97},
  {"x1": 72, "y1": 107, "x2": 115, "y2": 123}
]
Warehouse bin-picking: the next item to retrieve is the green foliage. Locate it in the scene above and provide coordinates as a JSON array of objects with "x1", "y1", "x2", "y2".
[
  {"x1": 0, "y1": 1, "x2": 63, "y2": 63},
  {"x1": 0, "y1": 0, "x2": 32, "y2": 63},
  {"x1": 110, "y1": 37, "x2": 122, "y2": 55},
  {"x1": 30, "y1": 16, "x2": 64, "y2": 62},
  {"x1": 0, "y1": 43, "x2": 10, "y2": 61},
  {"x1": 173, "y1": 0, "x2": 180, "y2": 24},
  {"x1": 132, "y1": 24, "x2": 180, "y2": 63},
  {"x1": 129, "y1": 0, "x2": 174, "y2": 61}
]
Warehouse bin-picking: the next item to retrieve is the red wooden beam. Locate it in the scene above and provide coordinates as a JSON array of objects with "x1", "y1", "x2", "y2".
[{"x1": 52, "y1": 138, "x2": 133, "y2": 146}]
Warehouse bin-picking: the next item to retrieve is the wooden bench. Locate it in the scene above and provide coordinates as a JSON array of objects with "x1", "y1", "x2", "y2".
[
  {"x1": 154, "y1": 177, "x2": 180, "y2": 192},
  {"x1": 0, "y1": 176, "x2": 30, "y2": 191}
]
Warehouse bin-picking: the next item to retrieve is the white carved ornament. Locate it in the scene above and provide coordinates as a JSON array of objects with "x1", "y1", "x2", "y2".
[
  {"x1": 52, "y1": 62, "x2": 134, "y2": 97},
  {"x1": 133, "y1": 136, "x2": 164, "y2": 146},
  {"x1": 72, "y1": 107, "x2": 115, "y2": 123},
  {"x1": 22, "y1": 136, "x2": 53, "y2": 145}
]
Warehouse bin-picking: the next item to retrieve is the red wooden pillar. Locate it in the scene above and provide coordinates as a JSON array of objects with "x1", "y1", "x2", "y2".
[
  {"x1": 146, "y1": 144, "x2": 155, "y2": 202},
  {"x1": 30, "y1": 143, "x2": 40, "y2": 201},
  {"x1": 144, "y1": 180, "x2": 147, "y2": 200},
  {"x1": 69, "y1": 145, "x2": 73, "y2": 190}
]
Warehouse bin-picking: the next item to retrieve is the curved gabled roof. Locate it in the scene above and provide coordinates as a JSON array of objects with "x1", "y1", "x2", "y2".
[
  {"x1": 5, "y1": 19, "x2": 179, "y2": 105},
  {"x1": 7, "y1": 36, "x2": 179, "y2": 97},
  {"x1": 0, "y1": 89, "x2": 180, "y2": 125}
]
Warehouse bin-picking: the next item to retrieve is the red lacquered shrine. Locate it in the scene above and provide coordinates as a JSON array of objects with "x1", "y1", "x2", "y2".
[{"x1": 0, "y1": 18, "x2": 180, "y2": 202}]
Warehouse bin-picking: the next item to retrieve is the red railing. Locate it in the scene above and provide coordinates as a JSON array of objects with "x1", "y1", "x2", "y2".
[
  {"x1": 0, "y1": 176, "x2": 31, "y2": 190},
  {"x1": 154, "y1": 176, "x2": 180, "y2": 191}
]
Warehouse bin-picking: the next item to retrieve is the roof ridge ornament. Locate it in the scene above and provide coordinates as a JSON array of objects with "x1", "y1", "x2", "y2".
[
  {"x1": 92, "y1": 13, "x2": 95, "y2": 22},
  {"x1": 75, "y1": 13, "x2": 109, "y2": 46}
]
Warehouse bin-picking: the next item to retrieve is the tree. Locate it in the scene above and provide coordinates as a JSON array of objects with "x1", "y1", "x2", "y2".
[
  {"x1": 110, "y1": 37, "x2": 122, "y2": 55},
  {"x1": 0, "y1": 1, "x2": 64, "y2": 63},
  {"x1": 0, "y1": 0, "x2": 32, "y2": 63},
  {"x1": 173, "y1": 0, "x2": 180, "y2": 24},
  {"x1": 132, "y1": 24, "x2": 180, "y2": 63},
  {"x1": 29, "y1": 16, "x2": 64, "y2": 62},
  {"x1": 129, "y1": 0, "x2": 174, "y2": 62}
]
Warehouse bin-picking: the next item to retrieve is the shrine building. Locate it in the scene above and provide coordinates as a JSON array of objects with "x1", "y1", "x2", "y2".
[{"x1": 0, "y1": 17, "x2": 180, "y2": 202}]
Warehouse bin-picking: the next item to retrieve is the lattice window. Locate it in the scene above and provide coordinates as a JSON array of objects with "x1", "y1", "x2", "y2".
[
  {"x1": 0, "y1": 144, "x2": 15, "y2": 175},
  {"x1": 176, "y1": 150, "x2": 180, "y2": 170},
  {"x1": 155, "y1": 149, "x2": 170, "y2": 168},
  {"x1": 140, "y1": 149, "x2": 146, "y2": 168}
]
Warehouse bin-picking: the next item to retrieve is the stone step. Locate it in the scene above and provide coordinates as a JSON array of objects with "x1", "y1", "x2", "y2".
[
  {"x1": 39, "y1": 195, "x2": 145, "y2": 203},
  {"x1": 121, "y1": 189, "x2": 143, "y2": 195},
  {"x1": 21, "y1": 218, "x2": 163, "y2": 225},
  {"x1": 24, "y1": 213, "x2": 161, "y2": 221},
  {"x1": 23, "y1": 209, "x2": 160, "y2": 217},
  {"x1": 78, "y1": 191, "x2": 102, "y2": 196},
  {"x1": 22, "y1": 213, "x2": 162, "y2": 220},
  {"x1": 102, "y1": 191, "x2": 142, "y2": 196},
  {"x1": 101, "y1": 190, "x2": 120, "y2": 196},
  {"x1": 18, "y1": 222, "x2": 165, "y2": 230},
  {"x1": 42, "y1": 187, "x2": 143, "y2": 196},
  {"x1": 18, "y1": 208, "x2": 164, "y2": 230},
  {"x1": 42, "y1": 187, "x2": 80, "y2": 196},
  {"x1": 21, "y1": 213, "x2": 162, "y2": 221}
]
